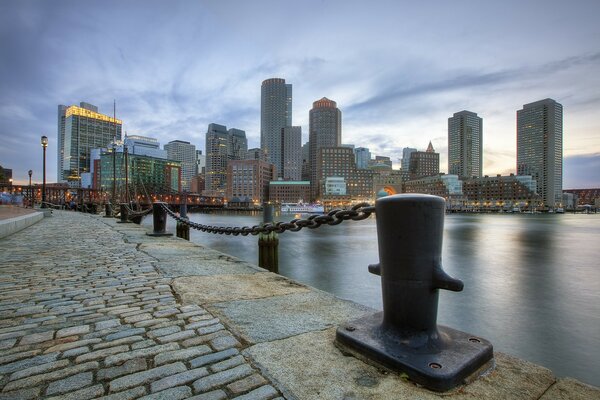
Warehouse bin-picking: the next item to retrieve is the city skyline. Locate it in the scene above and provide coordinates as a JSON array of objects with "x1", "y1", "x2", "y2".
[{"x1": 1, "y1": 1, "x2": 599, "y2": 188}]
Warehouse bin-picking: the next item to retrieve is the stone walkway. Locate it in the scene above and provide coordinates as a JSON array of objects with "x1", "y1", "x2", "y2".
[{"x1": 0, "y1": 211, "x2": 282, "y2": 400}]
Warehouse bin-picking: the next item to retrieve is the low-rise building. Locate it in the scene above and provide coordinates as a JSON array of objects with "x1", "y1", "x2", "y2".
[
  {"x1": 404, "y1": 174, "x2": 464, "y2": 209},
  {"x1": 226, "y1": 159, "x2": 276, "y2": 204},
  {"x1": 462, "y1": 174, "x2": 539, "y2": 210},
  {"x1": 268, "y1": 181, "x2": 311, "y2": 204}
]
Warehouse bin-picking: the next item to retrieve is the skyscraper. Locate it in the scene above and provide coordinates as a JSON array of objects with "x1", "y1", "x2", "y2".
[
  {"x1": 517, "y1": 98, "x2": 563, "y2": 209},
  {"x1": 354, "y1": 147, "x2": 371, "y2": 169},
  {"x1": 282, "y1": 126, "x2": 302, "y2": 180},
  {"x1": 401, "y1": 147, "x2": 417, "y2": 172},
  {"x1": 164, "y1": 140, "x2": 196, "y2": 192},
  {"x1": 261, "y1": 78, "x2": 292, "y2": 178},
  {"x1": 448, "y1": 110, "x2": 483, "y2": 179},
  {"x1": 309, "y1": 97, "x2": 342, "y2": 200},
  {"x1": 58, "y1": 103, "x2": 122, "y2": 186},
  {"x1": 205, "y1": 123, "x2": 248, "y2": 194}
]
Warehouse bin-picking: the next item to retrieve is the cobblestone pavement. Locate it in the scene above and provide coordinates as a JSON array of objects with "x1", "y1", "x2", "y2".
[{"x1": 0, "y1": 211, "x2": 283, "y2": 400}]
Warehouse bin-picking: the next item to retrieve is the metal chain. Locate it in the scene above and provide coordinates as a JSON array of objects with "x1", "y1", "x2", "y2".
[{"x1": 160, "y1": 203, "x2": 376, "y2": 236}]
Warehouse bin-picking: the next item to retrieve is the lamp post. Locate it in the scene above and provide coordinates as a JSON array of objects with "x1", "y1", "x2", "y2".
[
  {"x1": 41, "y1": 136, "x2": 48, "y2": 208},
  {"x1": 28, "y1": 170, "x2": 32, "y2": 208}
]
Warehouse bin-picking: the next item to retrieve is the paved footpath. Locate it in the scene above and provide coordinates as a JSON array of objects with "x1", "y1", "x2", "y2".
[{"x1": 0, "y1": 211, "x2": 282, "y2": 400}]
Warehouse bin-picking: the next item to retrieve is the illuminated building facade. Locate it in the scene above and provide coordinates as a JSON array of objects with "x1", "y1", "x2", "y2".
[
  {"x1": 316, "y1": 147, "x2": 373, "y2": 203},
  {"x1": 462, "y1": 174, "x2": 539, "y2": 209},
  {"x1": 58, "y1": 103, "x2": 122, "y2": 186},
  {"x1": 517, "y1": 98, "x2": 563, "y2": 209},
  {"x1": 404, "y1": 174, "x2": 464, "y2": 209},
  {"x1": 448, "y1": 110, "x2": 483, "y2": 179},
  {"x1": 261, "y1": 78, "x2": 292, "y2": 178},
  {"x1": 97, "y1": 151, "x2": 181, "y2": 194}
]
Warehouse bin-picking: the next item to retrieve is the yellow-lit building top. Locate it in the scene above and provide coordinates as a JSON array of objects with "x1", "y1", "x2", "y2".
[{"x1": 65, "y1": 105, "x2": 122, "y2": 124}]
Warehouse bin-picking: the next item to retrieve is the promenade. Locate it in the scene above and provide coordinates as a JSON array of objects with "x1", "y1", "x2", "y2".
[
  {"x1": 0, "y1": 210, "x2": 281, "y2": 400},
  {"x1": 0, "y1": 210, "x2": 597, "y2": 399}
]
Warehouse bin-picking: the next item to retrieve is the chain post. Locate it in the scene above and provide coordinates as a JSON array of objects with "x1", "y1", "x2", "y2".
[
  {"x1": 335, "y1": 194, "x2": 493, "y2": 392},
  {"x1": 117, "y1": 203, "x2": 131, "y2": 223},
  {"x1": 258, "y1": 203, "x2": 278, "y2": 273},
  {"x1": 147, "y1": 202, "x2": 173, "y2": 237},
  {"x1": 176, "y1": 202, "x2": 190, "y2": 240}
]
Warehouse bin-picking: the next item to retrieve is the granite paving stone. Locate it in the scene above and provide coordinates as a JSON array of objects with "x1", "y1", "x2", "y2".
[{"x1": 0, "y1": 211, "x2": 281, "y2": 399}]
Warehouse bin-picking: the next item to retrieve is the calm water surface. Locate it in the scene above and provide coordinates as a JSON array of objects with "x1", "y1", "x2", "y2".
[{"x1": 147, "y1": 212, "x2": 600, "y2": 386}]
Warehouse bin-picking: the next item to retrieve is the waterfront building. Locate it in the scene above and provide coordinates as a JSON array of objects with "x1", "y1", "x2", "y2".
[
  {"x1": 354, "y1": 147, "x2": 371, "y2": 169},
  {"x1": 461, "y1": 174, "x2": 539, "y2": 210},
  {"x1": 517, "y1": 98, "x2": 563, "y2": 209},
  {"x1": 261, "y1": 78, "x2": 292, "y2": 178},
  {"x1": 226, "y1": 159, "x2": 276, "y2": 204},
  {"x1": 97, "y1": 151, "x2": 181, "y2": 194},
  {"x1": 164, "y1": 140, "x2": 196, "y2": 192},
  {"x1": 316, "y1": 147, "x2": 373, "y2": 204},
  {"x1": 448, "y1": 110, "x2": 483, "y2": 179},
  {"x1": 205, "y1": 124, "x2": 248, "y2": 195},
  {"x1": 246, "y1": 148, "x2": 268, "y2": 162},
  {"x1": 124, "y1": 135, "x2": 167, "y2": 159},
  {"x1": 563, "y1": 188, "x2": 600, "y2": 208},
  {"x1": 58, "y1": 103, "x2": 122, "y2": 186},
  {"x1": 409, "y1": 141, "x2": 439, "y2": 179},
  {"x1": 373, "y1": 169, "x2": 404, "y2": 196},
  {"x1": 309, "y1": 97, "x2": 342, "y2": 200},
  {"x1": 268, "y1": 181, "x2": 311, "y2": 204},
  {"x1": 404, "y1": 174, "x2": 465, "y2": 209},
  {"x1": 282, "y1": 126, "x2": 302, "y2": 181},
  {"x1": 325, "y1": 177, "x2": 346, "y2": 195}
]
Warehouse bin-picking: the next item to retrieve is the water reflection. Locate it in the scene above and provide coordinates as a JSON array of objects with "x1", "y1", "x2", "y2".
[{"x1": 145, "y1": 212, "x2": 600, "y2": 386}]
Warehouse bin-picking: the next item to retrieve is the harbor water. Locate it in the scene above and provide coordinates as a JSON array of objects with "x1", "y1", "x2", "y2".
[{"x1": 145, "y1": 211, "x2": 600, "y2": 386}]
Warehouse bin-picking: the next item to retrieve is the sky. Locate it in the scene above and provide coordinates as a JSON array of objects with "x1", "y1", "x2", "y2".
[{"x1": 1, "y1": 0, "x2": 599, "y2": 188}]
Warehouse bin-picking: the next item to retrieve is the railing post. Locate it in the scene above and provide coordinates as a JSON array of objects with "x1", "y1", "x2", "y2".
[
  {"x1": 258, "y1": 203, "x2": 278, "y2": 273},
  {"x1": 117, "y1": 203, "x2": 130, "y2": 223},
  {"x1": 336, "y1": 194, "x2": 493, "y2": 392},
  {"x1": 147, "y1": 202, "x2": 173, "y2": 237},
  {"x1": 176, "y1": 203, "x2": 190, "y2": 240},
  {"x1": 104, "y1": 203, "x2": 113, "y2": 218}
]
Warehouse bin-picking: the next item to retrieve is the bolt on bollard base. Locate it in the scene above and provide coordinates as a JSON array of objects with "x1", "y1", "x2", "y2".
[
  {"x1": 335, "y1": 194, "x2": 493, "y2": 392},
  {"x1": 147, "y1": 202, "x2": 173, "y2": 237}
]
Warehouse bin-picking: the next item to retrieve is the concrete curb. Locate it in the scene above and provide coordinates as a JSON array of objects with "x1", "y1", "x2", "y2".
[{"x1": 0, "y1": 211, "x2": 44, "y2": 239}]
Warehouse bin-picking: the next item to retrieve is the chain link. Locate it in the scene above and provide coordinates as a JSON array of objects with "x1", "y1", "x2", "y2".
[{"x1": 160, "y1": 203, "x2": 375, "y2": 236}]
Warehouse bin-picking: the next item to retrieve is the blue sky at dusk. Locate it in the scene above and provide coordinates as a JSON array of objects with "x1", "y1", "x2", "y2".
[{"x1": 1, "y1": 0, "x2": 599, "y2": 188}]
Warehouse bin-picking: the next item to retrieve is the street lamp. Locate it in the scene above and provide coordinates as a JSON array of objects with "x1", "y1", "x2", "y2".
[
  {"x1": 28, "y1": 170, "x2": 32, "y2": 208},
  {"x1": 41, "y1": 136, "x2": 48, "y2": 208}
]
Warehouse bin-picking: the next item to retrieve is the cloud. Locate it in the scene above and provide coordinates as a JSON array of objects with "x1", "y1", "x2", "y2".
[{"x1": 564, "y1": 153, "x2": 600, "y2": 189}]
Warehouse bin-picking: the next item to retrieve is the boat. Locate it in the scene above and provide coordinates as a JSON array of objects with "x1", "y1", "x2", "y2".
[
  {"x1": 280, "y1": 202, "x2": 325, "y2": 214},
  {"x1": 556, "y1": 208, "x2": 565, "y2": 214}
]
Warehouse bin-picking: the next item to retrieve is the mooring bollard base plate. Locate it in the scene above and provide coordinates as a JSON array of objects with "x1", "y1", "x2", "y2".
[
  {"x1": 335, "y1": 312, "x2": 493, "y2": 392},
  {"x1": 146, "y1": 232, "x2": 173, "y2": 237}
]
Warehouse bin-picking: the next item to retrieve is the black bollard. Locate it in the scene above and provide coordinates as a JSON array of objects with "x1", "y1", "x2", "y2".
[
  {"x1": 335, "y1": 194, "x2": 493, "y2": 392},
  {"x1": 147, "y1": 202, "x2": 173, "y2": 237},
  {"x1": 258, "y1": 204, "x2": 278, "y2": 273},
  {"x1": 176, "y1": 203, "x2": 190, "y2": 240},
  {"x1": 116, "y1": 203, "x2": 131, "y2": 223}
]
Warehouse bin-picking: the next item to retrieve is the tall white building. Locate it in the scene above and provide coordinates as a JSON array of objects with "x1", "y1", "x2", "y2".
[
  {"x1": 517, "y1": 98, "x2": 563, "y2": 209},
  {"x1": 261, "y1": 78, "x2": 292, "y2": 178},
  {"x1": 165, "y1": 140, "x2": 196, "y2": 192},
  {"x1": 448, "y1": 110, "x2": 483, "y2": 179}
]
